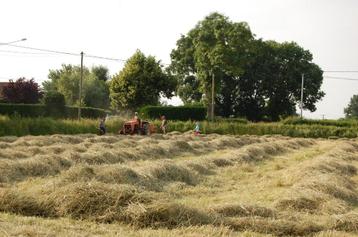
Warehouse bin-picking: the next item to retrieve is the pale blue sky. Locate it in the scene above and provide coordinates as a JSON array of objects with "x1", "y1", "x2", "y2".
[{"x1": 0, "y1": 0, "x2": 357, "y2": 119}]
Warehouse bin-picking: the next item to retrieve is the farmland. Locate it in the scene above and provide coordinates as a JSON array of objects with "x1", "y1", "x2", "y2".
[{"x1": 0, "y1": 133, "x2": 358, "y2": 236}]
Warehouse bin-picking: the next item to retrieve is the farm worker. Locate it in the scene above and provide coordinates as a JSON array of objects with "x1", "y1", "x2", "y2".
[
  {"x1": 132, "y1": 112, "x2": 141, "y2": 134},
  {"x1": 194, "y1": 121, "x2": 200, "y2": 135},
  {"x1": 99, "y1": 117, "x2": 106, "y2": 135},
  {"x1": 160, "y1": 115, "x2": 168, "y2": 134}
]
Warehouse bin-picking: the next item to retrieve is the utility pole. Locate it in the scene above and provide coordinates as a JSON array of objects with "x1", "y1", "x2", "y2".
[
  {"x1": 78, "y1": 51, "x2": 84, "y2": 120},
  {"x1": 211, "y1": 71, "x2": 215, "y2": 121},
  {"x1": 300, "y1": 73, "x2": 304, "y2": 119}
]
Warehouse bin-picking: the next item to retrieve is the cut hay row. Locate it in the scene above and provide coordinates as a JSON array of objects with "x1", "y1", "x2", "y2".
[
  {"x1": 0, "y1": 135, "x2": 319, "y2": 237},
  {"x1": 0, "y1": 134, "x2": 275, "y2": 183},
  {"x1": 274, "y1": 141, "x2": 358, "y2": 215},
  {"x1": 0, "y1": 134, "x2": 357, "y2": 236}
]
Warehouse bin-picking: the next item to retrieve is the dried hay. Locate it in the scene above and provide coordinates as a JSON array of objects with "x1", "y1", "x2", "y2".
[
  {"x1": 300, "y1": 174, "x2": 357, "y2": 202},
  {"x1": 185, "y1": 162, "x2": 215, "y2": 175},
  {"x1": 228, "y1": 217, "x2": 323, "y2": 236},
  {"x1": 275, "y1": 197, "x2": 322, "y2": 213},
  {"x1": 96, "y1": 166, "x2": 140, "y2": 184},
  {"x1": 0, "y1": 189, "x2": 52, "y2": 217},
  {"x1": 213, "y1": 204, "x2": 276, "y2": 218},
  {"x1": 211, "y1": 158, "x2": 234, "y2": 167},
  {"x1": 61, "y1": 164, "x2": 96, "y2": 182},
  {"x1": 69, "y1": 151, "x2": 124, "y2": 165},
  {"x1": 147, "y1": 162, "x2": 198, "y2": 185},
  {"x1": 46, "y1": 182, "x2": 146, "y2": 222},
  {"x1": 333, "y1": 212, "x2": 358, "y2": 232},
  {"x1": 122, "y1": 202, "x2": 214, "y2": 228}
]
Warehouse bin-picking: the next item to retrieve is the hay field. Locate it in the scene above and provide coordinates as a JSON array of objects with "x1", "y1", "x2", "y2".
[{"x1": 0, "y1": 133, "x2": 357, "y2": 237}]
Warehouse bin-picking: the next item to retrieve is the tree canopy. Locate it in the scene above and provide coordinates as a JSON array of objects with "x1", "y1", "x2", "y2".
[
  {"x1": 170, "y1": 12, "x2": 325, "y2": 121},
  {"x1": 43, "y1": 64, "x2": 110, "y2": 109},
  {"x1": 110, "y1": 50, "x2": 176, "y2": 110},
  {"x1": 2, "y1": 78, "x2": 43, "y2": 104},
  {"x1": 344, "y1": 95, "x2": 358, "y2": 118}
]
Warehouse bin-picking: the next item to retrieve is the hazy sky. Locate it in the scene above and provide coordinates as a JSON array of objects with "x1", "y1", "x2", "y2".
[{"x1": 0, "y1": 0, "x2": 357, "y2": 119}]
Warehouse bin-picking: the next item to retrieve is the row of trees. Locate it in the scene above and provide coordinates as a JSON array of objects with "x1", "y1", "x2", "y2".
[
  {"x1": 1, "y1": 51, "x2": 176, "y2": 112},
  {"x1": 6, "y1": 13, "x2": 358, "y2": 120}
]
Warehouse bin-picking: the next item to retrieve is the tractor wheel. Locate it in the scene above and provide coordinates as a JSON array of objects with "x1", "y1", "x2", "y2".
[{"x1": 143, "y1": 124, "x2": 149, "y2": 135}]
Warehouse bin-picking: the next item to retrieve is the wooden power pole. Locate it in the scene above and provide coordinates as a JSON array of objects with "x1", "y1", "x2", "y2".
[{"x1": 78, "y1": 51, "x2": 84, "y2": 120}]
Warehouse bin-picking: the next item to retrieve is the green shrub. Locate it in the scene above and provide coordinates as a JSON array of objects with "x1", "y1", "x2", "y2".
[
  {"x1": 140, "y1": 106, "x2": 206, "y2": 121},
  {"x1": 64, "y1": 106, "x2": 107, "y2": 119},
  {"x1": 0, "y1": 116, "x2": 125, "y2": 137},
  {"x1": 44, "y1": 92, "x2": 66, "y2": 118},
  {"x1": 44, "y1": 91, "x2": 65, "y2": 106},
  {"x1": 0, "y1": 103, "x2": 46, "y2": 117},
  {"x1": 281, "y1": 116, "x2": 358, "y2": 127},
  {"x1": 0, "y1": 103, "x2": 107, "y2": 119}
]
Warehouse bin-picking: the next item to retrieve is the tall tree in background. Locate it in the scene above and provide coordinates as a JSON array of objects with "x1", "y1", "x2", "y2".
[
  {"x1": 262, "y1": 41, "x2": 324, "y2": 120},
  {"x1": 110, "y1": 50, "x2": 176, "y2": 110},
  {"x1": 43, "y1": 64, "x2": 110, "y2": 109},
  {"x1": 2, "y1": 78, "x2": 43, "y2": 104},
  {"x1": 171, "y1": 13, "x2": 325, "y2": 121},
  {"x1": 344, "y1": 95, "x2": 358, "y2": 118},
  {"x1": 171, "y1": 12, "x2": 254, "y2": 116},
  {"x1": 92, "y1": 66, "x2": 109, "y2": 82},
  {"x1": 176, "y1": 75, "x2": 203, "y2": 104}
]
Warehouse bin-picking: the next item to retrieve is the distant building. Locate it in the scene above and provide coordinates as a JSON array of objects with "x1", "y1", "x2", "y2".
[{"x1": 0, "y1": 82, "x2": 10, "y2": 100}]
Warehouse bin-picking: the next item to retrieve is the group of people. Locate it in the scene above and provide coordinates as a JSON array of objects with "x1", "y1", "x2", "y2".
[{"x1": 98, "y1": 112, "x2": 200, "y2": 135}]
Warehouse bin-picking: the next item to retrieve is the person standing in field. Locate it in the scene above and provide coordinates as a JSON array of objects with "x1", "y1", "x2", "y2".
[
  {"x1": 132, "y1": 112, "x2": 141, "y2": 134},
  {"x1": 99, "y1": 117, "x2": 106, "y2": 135},
  {"x1": 194, "y1": 121, "x2": 200, "y2": 135},
  {"x1": 160, "y1": 115, "x2": 167, "y2": 134}
]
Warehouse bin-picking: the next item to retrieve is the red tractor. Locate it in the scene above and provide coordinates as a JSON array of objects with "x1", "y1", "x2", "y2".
[{"x1": 119, "y1": 119, "x2": 156, "y2": 135}]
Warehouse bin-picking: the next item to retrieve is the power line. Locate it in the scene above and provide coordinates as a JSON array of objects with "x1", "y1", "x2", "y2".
[
  {"x1": 0, "y1": 49, "x2": 54, "y2": 55},
  {"x1": 8, "y1": 45, "x2": 79, "y2": 57},
  {"x1": 324, "y1": 71, "x2": 358, "y2": 73},
  {"x1": 5, "y1": 44, "x2": 171, "y2": 65},
  {"x1": 7, "y1": 44, "x2": 127, "y2": 63},
  {"x1": 85, "y1": 54, "x2": 126, "y2": 62},
  {"x1": 324, "y1": 76, "x2": 358, "y2": 81}
]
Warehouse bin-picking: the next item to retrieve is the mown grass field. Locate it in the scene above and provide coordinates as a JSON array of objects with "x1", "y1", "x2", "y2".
[{"x1": 0, "y1": 133, "x2": 358, "y2": 236}]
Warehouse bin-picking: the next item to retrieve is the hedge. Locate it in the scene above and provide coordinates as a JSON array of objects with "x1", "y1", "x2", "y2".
[
  {"x1": 140, "y1": 106, "x2": 206, "y2": 121},
  {"x1": 1, "y1": 115, "x2": 358, "y2": 138},
  {"x1": 0, "y1": 103, "x2": 107, "y2": 119},
  {"x1": 281, "y1": 116, "x2": 358, "y2": 127},
  {"x1": 0, "y1": 116, "x2": 125, "y2": 137}
]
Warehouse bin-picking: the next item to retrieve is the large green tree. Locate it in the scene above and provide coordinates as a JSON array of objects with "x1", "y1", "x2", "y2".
[
  {"x1": 171, "y1": 13, "x2": 325, "y2": 121},
  {"x1": 43, "y1": 64, "x2": 110, "y2": 109},
  {"x1": 170, "y1": 12, "x2": 254, "y2": 116},
  {"x1": 344, "y1": 95, "x2": 358, "y2": 118},
  {"x1": 110, "y1": 50, "x2": 176, "y2": 110}
]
